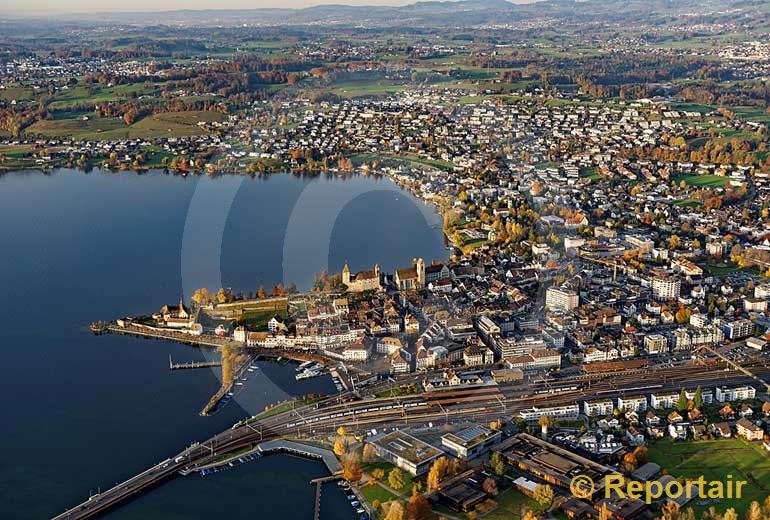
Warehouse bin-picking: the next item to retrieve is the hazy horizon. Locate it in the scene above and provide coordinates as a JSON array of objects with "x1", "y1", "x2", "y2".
[{"x1": 1, "y1": 0, "x2": 536, "y2": 17}]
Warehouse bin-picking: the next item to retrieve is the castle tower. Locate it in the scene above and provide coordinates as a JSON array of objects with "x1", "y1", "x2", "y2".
[
  {"x1": 342, "y1": 262, "x2": 351, "y2": 286},
  {"x1": 374, "y1": 263, "x2": 380, "y2": 277}
]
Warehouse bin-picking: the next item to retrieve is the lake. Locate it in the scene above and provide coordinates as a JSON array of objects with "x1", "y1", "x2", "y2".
[{"x1": 0, "y1": 168, "x2": 447, "y2": 519}]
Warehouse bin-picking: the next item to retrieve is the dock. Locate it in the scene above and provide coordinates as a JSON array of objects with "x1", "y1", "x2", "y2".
[
  {"x1": 314, "y1": 480, "x2": 322, "y2": 520},
  {"x1": 257, "y1": 439, "x2": 343, "y2": 475},
  {"x1": 169, "y1": 355, "x2": 221, "y2": 371}
]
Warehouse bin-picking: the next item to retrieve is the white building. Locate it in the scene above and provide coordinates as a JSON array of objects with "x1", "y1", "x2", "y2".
[
  {"x1": 651, "y1": 275, "x2": 681, "y2": 301},
  {"x1": 723, "y1": 319, "x2": 755, "y2": 340},
  {"x1": 684, "y1": 388, "x2": 713, "y2": 405},
  {"x1": 545, "y1": 287, "x2": 579, "y2": 312},
  {"x1": 715, "y1": 385, "x2": 756, "y2": 403},
  {"x1": 650, "y1": 392, "x2": 679, "y2": 410},
  {"x1": 617, "y1": 395, "x2": 648, "y2": 412},
  {"x1": 583, "y1": 399, "x2": 614, "y2": 417},
  {"x1": 343, "y1": 341, "x2": 369, "y2": 362},
  {"x1": 519, "y1": 403, "x2": 580, "y2": 421},
  {"x1": 644, "y1": 334, "x2": 668, "y2": 355}
]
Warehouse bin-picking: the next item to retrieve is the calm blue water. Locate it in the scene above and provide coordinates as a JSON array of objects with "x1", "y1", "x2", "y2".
[{"x1": 0, "y1": 169, "x2": 447, "y2": 519}]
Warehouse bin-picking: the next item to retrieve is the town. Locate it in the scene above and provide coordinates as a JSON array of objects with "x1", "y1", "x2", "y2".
[{"x1": 4, "y1": 1, "x2": 770, "y2": 520}]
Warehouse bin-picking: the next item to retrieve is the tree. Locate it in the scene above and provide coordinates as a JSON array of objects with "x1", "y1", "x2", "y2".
[
  {"x1": 677, "y1": 388, "x2": 689, "y2": 412},
  {"x1": 490, "y1": 451, "x2": 505, "y2": 476},
  {"x1": 363, "y1": 443, "x2": 377, "y2": 464},
  {"x1": 633, "y1": 446, "x2": 649, "y2": 465},
  {"x1": 746, "y1": 501, "x2": 762, "y2": 520},
  {"x1": 405, "y1": 490, "x2": 434, "y2": 520},
  {"x1": 333, "y1": 437, "x2": 348, "y2": 457},
  {"x1": 482, "y1": 477, "x2": 498, "y2": 496},
  {"x1": 598, "y1": 503, "x2": 612, "y2": 520},
  {"x1": 669, "y1": 235, "x2": 680, "y2": 250},
  {"x1": 216, "y1": 287, "x2": 233, "y2": 304},
  {"x1": 723, "y1": 508, "x2": 738, "y2": 520},
  {"x1": 523, "y1": 511, "x2": 538, "y2": 520},
  {"x1": 694, "y1": 386, "x2": 704, "y2": 409},
  {"x1": 388, "y1": 467, "x2": 406, "y2": 491},
  {"x1": 427, "y1": 457, "x2": 449, "y2": 491},
  {"x1": 622, "y1": 452, "x2": 638, "y2": 473},
  {"x1": 533, "y1": 483, "x2": 554, "y2": 507},
  {"x1": 384, "y1": 500, "x2": 405, "y2": 520},
  {"x1": 191, "y1": 288, "x2": 211, "y2": 305},
  {"x1": 372, "y1": 468, "x2": 385, "y2": 481},
  {"x1": 447, "y1": 458, "x2": 460, "y2": 478},
  {"x1": 342, "y1": 452, "x2": 362, "y2": 482}
]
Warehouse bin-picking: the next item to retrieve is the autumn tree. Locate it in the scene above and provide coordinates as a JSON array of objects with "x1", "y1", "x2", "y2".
[
  {"x1": 342, "y1": 452, "x2": 362, "y2": 482},
  {"x1": 482, "y1": 477, "x2": 498, "y2": 496},
  {"x1": 633, "y1": 446, "x2": 649, "y2": 466},
  {"x1": 746, "y1": 501, "x2": 762, "y2": 520},
  {"x1": 191, "y1": 288, "x2": 211, "y2": 305},
  {"x1": 405, "y1": 490, "x2": 434, "y2": 520},
  {"x1": 383, "y1": 500, "x2": 406, "y2": 520},
  {"x1": 533, "y1": 483, "x2": 554, "y2": 507},
  {"x1": 622, "y1": 452, "x2": 638, "y2": 473},
  {"x1": 388, "y1": 467, "x2": 406, "y2": 491},
  {"x1": 427, "y1": 457, "x2": 449, "y2": 491},
  {"x1": 333, "y1": 437, "x2": 348, "y2": 457}
]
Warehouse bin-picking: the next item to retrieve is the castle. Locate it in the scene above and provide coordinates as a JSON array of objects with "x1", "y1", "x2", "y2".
[
  {"x1": 342, "y1": 262, "x2": 382, "y2": 293},
  {"x1": 342, "y1": 258, "x2": 426, "y2": 292}
]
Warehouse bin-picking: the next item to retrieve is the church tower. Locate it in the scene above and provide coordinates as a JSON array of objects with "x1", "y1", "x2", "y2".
[
  {"x1": 342, "y1": 262, "x2": 351, "y2": 286},
  {"x1": 414, "y1": 258, "x2": 425, "y2": 287}
]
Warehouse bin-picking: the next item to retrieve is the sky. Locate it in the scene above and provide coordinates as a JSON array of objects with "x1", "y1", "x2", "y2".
[{"x1": 2, "y1": 0, "x2": 526, "y2": 16}]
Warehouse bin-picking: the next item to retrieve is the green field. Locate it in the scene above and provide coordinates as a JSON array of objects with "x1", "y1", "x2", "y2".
[
  {"x1": 0, "y1": 86, "x2": 36, "y2": 101},
  {"x1": 675, "y1": 174, "x2": 730, "y2": 188},
  {"x1": 329, "y1": 80, "x2": 409, "y2": 98},
  {"x1": 25, "y1": 111, "x2": 225, "y2": 141},
  {"x1": 648, "y1": 438, "x2": 770, "y2": 514}
]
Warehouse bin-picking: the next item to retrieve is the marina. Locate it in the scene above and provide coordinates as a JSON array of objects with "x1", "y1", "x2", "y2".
[{"x1": 1, "y1": 170, "x2": 442, "y2": 520}]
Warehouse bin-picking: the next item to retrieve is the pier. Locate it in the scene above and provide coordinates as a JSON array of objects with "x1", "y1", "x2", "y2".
[
  {"x1": 169, "y1": 355, "x2": 221, "y2": 371},
  {"x1": 314, "y1": 481, "x2": 322, "y2": 520},
  {"x1": 256, "y1": 439, "x2": 342, "y2": 474}
]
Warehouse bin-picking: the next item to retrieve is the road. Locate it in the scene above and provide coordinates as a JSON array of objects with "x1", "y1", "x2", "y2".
[{"x1": 52, "y1": 363, "x2": 770, "y2": 519}]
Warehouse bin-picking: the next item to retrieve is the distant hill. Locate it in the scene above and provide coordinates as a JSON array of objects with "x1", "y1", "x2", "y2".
[{"x1": 13, "y1": 0, "x2": 763, "y2": 27}]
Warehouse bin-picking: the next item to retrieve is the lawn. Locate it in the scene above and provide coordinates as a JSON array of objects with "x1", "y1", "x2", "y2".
[
  {"x1": 581, "y1": 167, "x2": 601, "y2": 180},
  {"x1": 675, "y1": 174, "x2": 729, "y2": 188},
  {"x1": 361, "y1": 484, "x2": 398, "y2": 504},
  {"x1": 483, "y1": 488, "x2": 544, "y2": 520},
  {"x1": 701, "y1": 262, "x2": 743, "y2": 276},
  {"x1": 237, "y1": 309, "x2": 288, "y2": 330},
  {"x1": 648, "y1": 438, "x2": 770, "y2": 514},
  {"x1": 362, "y1": 461, "x2": 414, "y2": 495}
]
